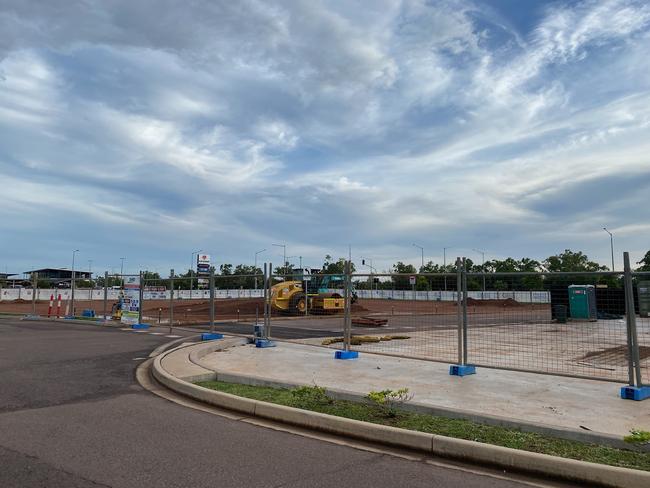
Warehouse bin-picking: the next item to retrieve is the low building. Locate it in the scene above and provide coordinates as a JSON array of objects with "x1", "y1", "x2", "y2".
[{"x1": 24, "y1": 268, "x2": 92, "y2": 280}]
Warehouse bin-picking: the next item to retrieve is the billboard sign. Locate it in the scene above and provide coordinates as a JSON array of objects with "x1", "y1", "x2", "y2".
[
  {"x1": 196, "y1": 254, "x2": 211, "y2": 277},
  {"x1": 121, "y1": 275, "x2": 140, "y2": 324}
]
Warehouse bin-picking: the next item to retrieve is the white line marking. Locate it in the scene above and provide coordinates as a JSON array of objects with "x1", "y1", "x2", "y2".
[
  {"x1": 149, "y1": 332, "x2": 164, "y2": 335},
  {"x1": 165, "y1": 335, "x2": 182, "y2": 338}
]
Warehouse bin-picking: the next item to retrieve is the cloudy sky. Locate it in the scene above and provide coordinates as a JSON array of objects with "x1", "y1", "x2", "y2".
[{"x1": 1, "y1": 0, "x2": 649, "y2": 275}]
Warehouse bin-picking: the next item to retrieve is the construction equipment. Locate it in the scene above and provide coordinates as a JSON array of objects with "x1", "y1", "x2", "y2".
[
  {"x1": 270, "y1": 269, "x2": 356, "y2": 315},
  {"x1": 110, "y1": 293, "x2": 124, "y2": 320}
]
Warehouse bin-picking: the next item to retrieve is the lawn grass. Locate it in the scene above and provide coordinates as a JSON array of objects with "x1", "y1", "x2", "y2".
[{"x1": 195, "y1": 380, "x2": 650, "y2": 472}]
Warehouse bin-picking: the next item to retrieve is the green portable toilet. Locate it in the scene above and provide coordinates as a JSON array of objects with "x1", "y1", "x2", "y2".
[
  {"x1": 568, "y1": 285, "x2": 597, "y2": 320},
  {"x1": 639, "y1": 281, "x2": 650, "y2": 318}
]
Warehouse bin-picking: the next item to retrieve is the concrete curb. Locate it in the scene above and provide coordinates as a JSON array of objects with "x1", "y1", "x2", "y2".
[
  {"x1": 152, "y1": 342, "x2": 650, "y2": 488},
  {"x1": 190, "y1": 344, "x2": 647, "y2": 453}
]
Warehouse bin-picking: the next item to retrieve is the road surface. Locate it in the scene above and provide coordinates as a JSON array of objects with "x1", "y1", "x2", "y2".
[{"x1": 0, "y1": 318, "x2": 574, "y2": 487}]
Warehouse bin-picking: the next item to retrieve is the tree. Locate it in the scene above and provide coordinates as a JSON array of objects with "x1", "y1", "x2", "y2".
[
  {"x1": 637, "y1": 251, "x2": 650, "y2": 272},
  {"x1": 391, "y1": 261, "x2": 417, "y2": 289},
  {"x1": 322, "y1": 255, "x2": 355, "y2": 274},
  {"x1": 543, "y1": 250, "x2": 607, "y2": 272}
]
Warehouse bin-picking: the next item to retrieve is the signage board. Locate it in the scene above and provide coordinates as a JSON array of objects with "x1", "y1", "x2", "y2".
[
  {"x1": 409, "y1": 275, "x2": 416, "y2": 285},
  {"x1": 121, "y1": 275, "x2": 140, "y2": 324}
]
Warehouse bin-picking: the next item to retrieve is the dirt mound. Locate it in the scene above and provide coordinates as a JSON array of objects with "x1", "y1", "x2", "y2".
[
  {"x1": 151, "y1": 298, "x2": 264, "y2": 316},
  {"x1": 12, "y1": 299, "x2": 28, "y2": 304},
  {"x1": 465, "y1": 297, "x2": 523, "y2": 307},
  {"x1": 351, "y1": 302, "x2": 369, "y2": 313}
]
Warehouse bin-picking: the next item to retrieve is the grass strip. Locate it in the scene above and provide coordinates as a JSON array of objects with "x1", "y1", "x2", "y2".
[{"x1": 195, "y1": 380, "x2": 650, "y2": 472}]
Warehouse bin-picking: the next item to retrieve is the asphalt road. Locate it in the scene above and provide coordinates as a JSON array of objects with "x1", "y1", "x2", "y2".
[{"x1": 0, "y1": 318, "x2": 572, "y2": 487}]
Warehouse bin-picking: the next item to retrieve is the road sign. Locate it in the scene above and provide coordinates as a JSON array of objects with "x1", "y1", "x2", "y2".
[{"x1": 409, "y1": 275, "x2": 416, "y2": 285}]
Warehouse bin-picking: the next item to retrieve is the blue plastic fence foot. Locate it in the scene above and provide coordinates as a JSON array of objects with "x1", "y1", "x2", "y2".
[
  {"x1": 334, "y1": 350, "x2": 359, "y2": 360},
  {"x1": 131, "y1": 323, "x2": 150, "y2": 330},
  {"x1": 620, "y1": 385, "x2": 650, "y2": 401},
  {"x1": 449, "y1": 364, "x2": 476, "y2": 376},
  {"x1": 255, "y1": 339, "x2": 276, "y2": 348},
  {"x1": 201, "y1": 333, "x2": 224, "y2": 341}
]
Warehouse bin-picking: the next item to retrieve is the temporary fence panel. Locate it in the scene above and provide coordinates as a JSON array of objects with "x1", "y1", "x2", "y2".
[
  {"x1": 267, "y1": 267, "x2": 346, "y2": 344},
  {"x1": 346, "y1": 271, "x2": 460, "y2": 363},
  {"x1": 632, "y1": 271, "x2": 650, "y2": 387},
  {"x1": 464, "y1": 270, "x2": 630, "y2": 382}
]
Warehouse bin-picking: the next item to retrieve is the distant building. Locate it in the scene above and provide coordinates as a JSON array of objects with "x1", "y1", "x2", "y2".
[
  {"x1": 24, "y1": 268, "x2": 92, "y2": 280},
  {"x1": 0, "y1": 273, "x2": 16, "y2": 281}
]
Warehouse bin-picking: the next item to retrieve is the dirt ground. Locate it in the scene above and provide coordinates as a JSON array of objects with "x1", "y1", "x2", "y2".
[{"x1": 0, "y1": 296, "x2": 548, "y2": 322}]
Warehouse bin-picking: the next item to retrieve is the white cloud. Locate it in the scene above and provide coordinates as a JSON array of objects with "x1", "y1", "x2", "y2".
[{"x1": 0, "y1": 0, "x2": 649, "y2": 272}]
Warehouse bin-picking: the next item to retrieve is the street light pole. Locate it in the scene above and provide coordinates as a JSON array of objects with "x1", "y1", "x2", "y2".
[
  {"x1": 412, "y1": 243, "x2": 424, "y2": 270},
  {"x1": 473, "y1": 248, "x2": 486, "y2": 291},
  {"x1": 120, "y1": 257, "x2": 125, "y2": 289},
  {"x1": 443, "y1": 247, "x2": 451, "y2": 291},
  {"x1": 272, "y1": 243, "x2": 286, "y2": 276},
  {"x1": 254, "y1": 249, "x2": 267, "y2": 290},
  {"x1": 71, "y1": 249, "x2": 79, "y2": 317},
  {"x1": 190, "y1": 249, "x2": 203, "y2": 299},
  {"x1": 603, "y1": 228, "x2": 615, "y2": 271}
]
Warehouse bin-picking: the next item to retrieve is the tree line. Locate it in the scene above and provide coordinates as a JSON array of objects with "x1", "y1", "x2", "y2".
[{"x1": 7, "y1": 249, "x2": 648, "y2": 291}]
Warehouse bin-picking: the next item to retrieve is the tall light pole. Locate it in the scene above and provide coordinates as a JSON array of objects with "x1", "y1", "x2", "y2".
[
  {"x1": 412, "y1": 243, "x2": 424, "y2": 270},
  {"x1": 473, "y1": 248, "x2": 486, "y2": 291},
  {"x1": 361, "y1": 256, "x2": 376, "y2": 296},
  {"x1": 272, "y1": 243, "x2": 286, "y2": 276},
  {"x1": 603, "y1": 228, "x2": 615, "y2": 271},
  {"x1": 254, "y1": 249, "x2": 266, "y2": 290},
  {"x1": 443, "y1": 247, "x2": 451, "y2": 291},
  {"x1": 190, "y1": 249, "x2": 203, "y2": 299},
  {"x1": 120, "y1": 257, "x2": 126, "y2": 289},
  {"x1": 71, "y1": 249, "x2": 79, "y2": 317}
]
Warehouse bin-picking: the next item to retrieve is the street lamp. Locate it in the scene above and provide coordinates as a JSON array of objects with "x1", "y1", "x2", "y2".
[
  {"x1": 272, "y1": 243, "x2": 286, "y2": 276},
  {"x1": 473, "y1": 248, "x2": 486, "y2": 291},
  {"x1": 443, "y1": 247, "x2": 452, "y2": 291},
  {"x1": 254, "y1": 249, "x2": 266, "y2": 290},
  {"x1": 360, "y1": 256, "x2": 376, "y2": 297},
  {"x1": 603, "y1": 228, "x2": 615, "y2": 271},
  {"x1": 190, "y1": 249, "x2": 203, "y2": 299},
  {"x1": 412, "y1": 243, "x2": 424, "y2": 270},
  {"x1": 71, "y1": 249, "x2": 79, "y2": 317}
]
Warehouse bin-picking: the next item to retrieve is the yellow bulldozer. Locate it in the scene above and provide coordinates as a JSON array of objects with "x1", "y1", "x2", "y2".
[{"x1": 269, "y1": 271, "x2": 355, "y2": 315}]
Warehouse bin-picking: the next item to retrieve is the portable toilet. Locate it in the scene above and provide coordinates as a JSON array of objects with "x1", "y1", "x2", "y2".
[
  {"x1": 639, "y1": 281, "x2": 650, "y2": 318},
  {"x1": 568, "y1": 285, "x2": 597, "y2": 320}
]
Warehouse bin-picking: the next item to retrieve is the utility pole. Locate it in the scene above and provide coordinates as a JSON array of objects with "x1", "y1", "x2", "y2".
[
  {"x1": 603, "y1": 228, "x2": 615, "y2": 271},
  {"x1": 120, "y1": 257, "x2": 125, "y2": 289},
  {"x1": 412, "y1": 243, "x2": 424, "y2": 270},
  {"x1": 254, "y1": 249, "x2": 266, "y2": 290},
  {"x1": 272, "y1": 243, "x2": 286, "y2": 276},
  {"x1": 443, "y1": 247, "x2": 451, "y2": 291},
  {"x1": 71, "y1": 249, "x2": 79, "y2": 317},
  {"x1": 190, "y1": 249, "x2": 202, "y2": 299},
  {"x1": 473, "y1": 248, "x2": 486, "y2": 291}
]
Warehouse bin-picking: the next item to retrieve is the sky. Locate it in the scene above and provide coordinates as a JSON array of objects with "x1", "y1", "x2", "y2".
[{"x1": 1, "y1": 0, "x2": 649, "y2": 276}]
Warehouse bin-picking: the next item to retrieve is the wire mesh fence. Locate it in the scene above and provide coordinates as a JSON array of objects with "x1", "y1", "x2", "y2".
[
  {"x1": 464, "y1": 269, "x2": 629, "y2": 382},
  {"x1": 2, "y1": 254, "x2": 648, "y2": 387},
  {"x1": 267, "y1": 266, "x2": 346, "y2": 343},
  {"x1": 344, "y1": 272, "x2": 460, "y2": 363}
]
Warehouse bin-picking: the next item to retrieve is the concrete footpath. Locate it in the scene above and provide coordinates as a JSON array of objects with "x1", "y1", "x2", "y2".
[{"x1": 190, "y1": 341, "x2": 649, "y2": 441}]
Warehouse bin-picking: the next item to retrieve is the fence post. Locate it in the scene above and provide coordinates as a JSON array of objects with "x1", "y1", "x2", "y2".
[
  {"x1": 169, "y1": 269, "x2": 174, "y2": 335},
  {"x1": 462, "y1": 258, "x2": 469, "y2": 365},
  {"x1": 256, "y1": 262, "x2": 275, "y2": 348},
  {"x1": 449, "y1": 257, "x2": 475, "y2": 376},
  {"x1": 31, "y1": 272, "x2": 38, "y2": 315},
  {"x1": 335, "y1": 260, "x2": 358, "y2": 359},
  {"x1": 456, "y1": 258, "x2": 463, "y2": 365},
  {"x1": 209, "y1": 267, "x2": 215, "y2": 333},
  {"x1": 138, "y1": 271, "x2": 144, "y2": 325},
  {"x1": 103, "y1": 271, "x2": 108, "y2": 320},
  {"x1": 620, "y1": 252, "x2": 650, "y2": 400}
]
